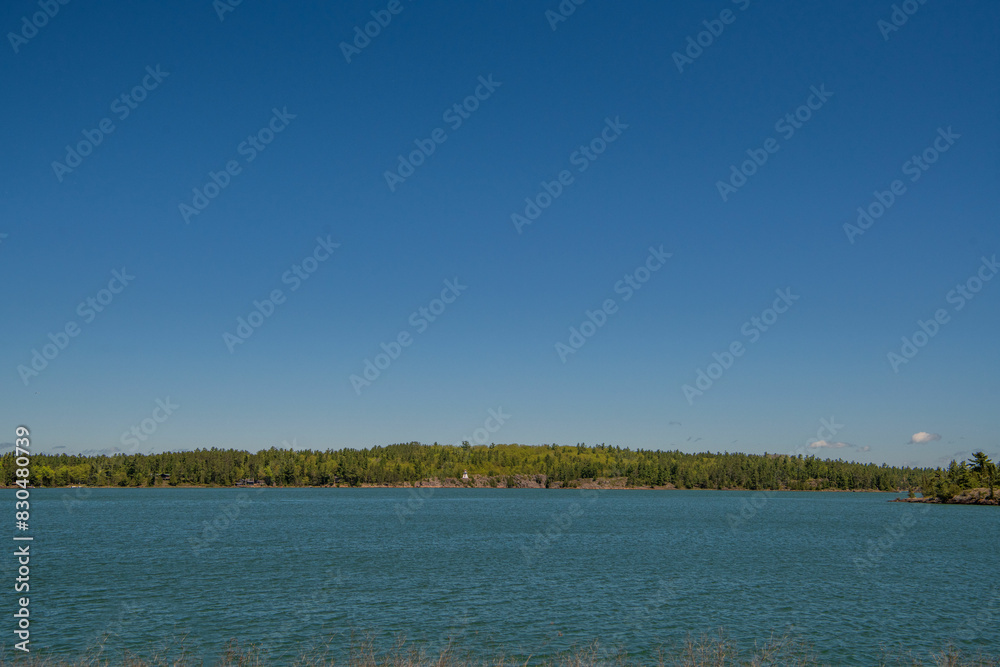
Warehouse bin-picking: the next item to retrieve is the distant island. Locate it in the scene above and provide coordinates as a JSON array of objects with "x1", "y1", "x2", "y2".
[{"x1": 4, "y1": 443, "x2": 994, "y2": 497}]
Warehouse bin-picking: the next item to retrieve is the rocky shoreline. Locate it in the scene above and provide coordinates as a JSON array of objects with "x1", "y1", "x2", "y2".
[
  {"x1": 892, "y1": 487, "x2": 998, "y2": 505},
  {"x1": 360, "y1": 474, "x2": 894, "y2": 491},
  {"x1": 12, "y1": 476, "x2": 903, "y2": 491},
  {"x1": 402, "y1": 473, "x2": 639, "y2": 489}
]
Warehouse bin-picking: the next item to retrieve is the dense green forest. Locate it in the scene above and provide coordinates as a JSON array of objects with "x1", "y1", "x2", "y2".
[
  {"x1": 920, "y1": 451, "x2": 997, "y2": 501},
  {"x1": 0, "y1": 442, "x2": 961, "y2": 491}
]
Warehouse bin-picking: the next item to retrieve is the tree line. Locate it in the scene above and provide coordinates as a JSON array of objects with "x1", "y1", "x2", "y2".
[
  {"x1": 0, "y1": 442, "x2": 961, "y2": 491},
  {"x1": 920, "y1": 451, "x2": 996, "y2": 500}
]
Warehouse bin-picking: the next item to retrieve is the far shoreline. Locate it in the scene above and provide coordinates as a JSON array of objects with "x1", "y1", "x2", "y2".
[{"x1": 10, "y1": 483, "x2": 906, "y2": 493}]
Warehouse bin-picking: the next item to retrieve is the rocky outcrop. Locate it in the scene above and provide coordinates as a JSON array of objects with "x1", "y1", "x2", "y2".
[{"x1": 892, "y1": 487, "x2": 998, "y2": 505}]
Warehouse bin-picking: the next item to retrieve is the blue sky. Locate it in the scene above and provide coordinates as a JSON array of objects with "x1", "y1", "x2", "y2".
[{"x1": 1, "y1": 1, "x2": 997, "y2": 467}]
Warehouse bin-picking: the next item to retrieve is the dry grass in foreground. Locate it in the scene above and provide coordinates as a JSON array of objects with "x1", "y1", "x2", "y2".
[{"x1": 2, "y1": 631, "x2": 998, "y2": 667}]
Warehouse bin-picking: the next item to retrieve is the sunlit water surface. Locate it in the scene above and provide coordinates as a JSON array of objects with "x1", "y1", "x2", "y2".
[{"x1": 10, "y1": 488, "x2": 999, "y2": 664}]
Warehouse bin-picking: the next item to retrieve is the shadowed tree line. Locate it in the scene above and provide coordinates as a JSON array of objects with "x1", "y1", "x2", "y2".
[{"x1": 0, "y1": 442, "x2": 961, "y2": 491}]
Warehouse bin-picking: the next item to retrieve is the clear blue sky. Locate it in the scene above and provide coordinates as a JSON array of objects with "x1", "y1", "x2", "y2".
[{"x1": 2, "y1": 1, "x2": 997, "y2": 467}]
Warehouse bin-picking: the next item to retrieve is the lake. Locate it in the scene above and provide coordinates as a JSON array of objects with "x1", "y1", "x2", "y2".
[{"x1": 10, "y1": 488, "x2": 999, "y2": 664}]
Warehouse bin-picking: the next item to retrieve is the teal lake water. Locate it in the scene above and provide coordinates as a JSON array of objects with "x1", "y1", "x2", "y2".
[{"x1": 8, "y1": 488, "x2": 999, "y2": 664}]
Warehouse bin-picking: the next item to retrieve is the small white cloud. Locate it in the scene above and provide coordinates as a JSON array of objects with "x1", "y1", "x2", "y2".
[
  {"x1": 809, "y1": 440, "x2": 850, "y2": 449},
  {"x1": 909, "y1": 432, "x2": 941, "y2": 444},
  {"x1": 808, "y1": 440, "x2": 870, "y2": 454}
]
